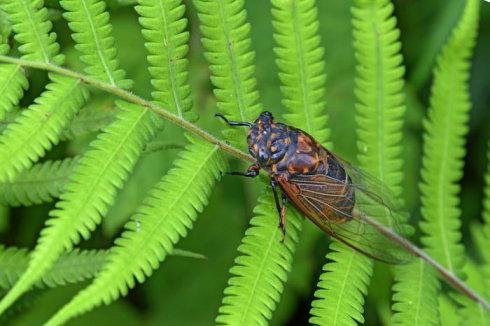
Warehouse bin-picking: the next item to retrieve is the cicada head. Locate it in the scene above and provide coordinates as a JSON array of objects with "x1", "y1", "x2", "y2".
[{"x1": 247, "y1": 111, "x2": 291, "y2": 168}]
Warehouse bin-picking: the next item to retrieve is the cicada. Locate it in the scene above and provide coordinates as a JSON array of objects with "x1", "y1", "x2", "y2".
[
  {"x1": 216, "y1": 111, "x2": 412, "y2": 264},
  {"x1": 216, "y1": 111, "x2": 490, "y2": 309}
]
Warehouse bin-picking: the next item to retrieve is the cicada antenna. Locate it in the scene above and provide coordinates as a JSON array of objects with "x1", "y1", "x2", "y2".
[{"x1": 215, "y1": 113, "x2": 253, "y2": 127}]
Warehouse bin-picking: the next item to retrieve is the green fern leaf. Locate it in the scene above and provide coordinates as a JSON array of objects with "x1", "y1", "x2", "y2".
[
  {"x1": 311, "y1": 1, "x2": 407, "y2": 324},
  {"x1": 419, "y1": 0, "x2": 479, "y2": 277},
  {"x1": 1, "y1": 0, "x2": 63, "y2": 64},
  {"x1": 0, "y1": 246, "x2": 107, "y2": 289},
  {"x1": 136, "y1": 0, "x2": 195, "y2": 120},
  {"x1": 272, "y1": 0, "x2": 329, "y2": 145},
  {"x1": 0, "y1": 101, "x2": 162, "y2": 315},
  {"x1": 391, "y1": 260, "x2": 440, "y2": 325},
  {"x1": 0, "y1": 0, "x2": 86, "y2": 183},
  {"x1": 60, "y1": 0, "x2": 132, "y2": 88},
  {"x1": 0, "y1": 74, "x2": 88, "y2": 182},
  {"x1": 0, "y1": 157, "x2": 78, "y2": 207},
  {"x1": 0, "y1": 27, "x2": 28, "y2": 120},
  {"x1": 194, "y1": 0, "x2": 262, "y2": 143},
  {"x1": 45, "y1": 137, "x2": 224, "y2": 325},
  {"x1": 0, "y1": 64, "x2": 28, "y2": 120},
  {"x1": 216, "y1": 193, "x2": 302, "y2": 325},
  {"x1": 61, "y1": 97, "x2": 116, "y2": 140},
  {"x1": 310, "y1": 242, "x2": 372, "y2": 325}
]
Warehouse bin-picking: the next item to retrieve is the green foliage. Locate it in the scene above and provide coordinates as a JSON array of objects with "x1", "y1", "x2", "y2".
[
  {"x1": 310, "y1": 242, "x2": 372, "y2": 325},
  {"x1": 136, "y1": 0, "x2": 195, "y2": 120},
  {"x1": 45, "y1": 137, "x2": 224, "y2": 325},
  {"x1": 60, "y1": 97, "x2": 116, "y2": 140},
  {"x1": 1, "y1": 0, "x2": 63, "y2": 64},
  {"x1": 0, "y1": 64, "x2": 28, "y2": 120},
  {"x1": 0, "y1": 246, "x2": 107, "y2": 289},
  {"x1": 0, "y1": 157, "x2": 78, "y2": 207},
  {"x1": 392, "y1": 260, "x2": 440, "y2": 325},
  {"x1": 194, "y1": 0, "x2": 261, "y2": 144},
  {"x1": 0, "y1": 8, "x2": 28, "y2": 120},
  {"x1": 0, "y1": 74, "x2": 87, "y2": 182},
  {"x1": 272, "y1": 0, "x2": 329, "y2": 145},
  {"x1": 419, "y1": 0, "x2": 479, "y2": 277},
  {"x1": 0, "y1": 0, "x2": 488, "y2": 324},
  {"x1": 216, "y1": 194, "x2": 302, "y2": 325},
  {"x1": 60, "y1": 0, "x2": 131, "y2": 88}
]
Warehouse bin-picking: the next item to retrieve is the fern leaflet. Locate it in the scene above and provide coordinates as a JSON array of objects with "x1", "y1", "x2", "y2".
[
  {"x1": 311, "y1": 1, "x2": 407, "y2": 324},
  {"x1": 272, "y1": 0, "x2": 329, "y2": 145},
  {"x1": 216, "y1": 193, "x2": 302, "y2": 325},
  {"x1": 0, "y1": 74, "x2": 87, "y2": 182},
  {"x1": 136, "y1": 0, "x2": 195, "y2": 120},
  {"x1": 0, "y1": 157, "x2": 78, "y2": 207},
  {"x1": 60, "y1": 0, "x2": 132, "y2": 88},
  {"x1": 45, "y1": 138, "x2": 224, "y2": 325},
  {"x1": 1, "y1": 0, "x2": 63, "y2": 64},
  {"x1": 194, "y1": 0, "x2": 262, "y2": 144},
  {"x1": 0, "y1": 246, "x2": 107, "y2": 289},
  {"x1": 391, "y1": 260, "x2": 440, "y2": 325},
  {"x1": 0, "y1": 29, "x2": 28, "y2": 120},
  {"x1": 419, "y1": 0, "x2": 479, "y2": 277},
  {"x1": 61, "y1": 97, "x2": 116, "y2": 141}
]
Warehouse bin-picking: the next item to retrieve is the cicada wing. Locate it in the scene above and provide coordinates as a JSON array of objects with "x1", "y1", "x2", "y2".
[{"x1": 285, "y1": 174, "x2": 412, "y2": 264}]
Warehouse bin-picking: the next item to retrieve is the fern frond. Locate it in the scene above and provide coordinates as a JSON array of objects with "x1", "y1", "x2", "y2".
[
  {"x1": 272, "y1": 0, "x2": 329, "y2": 145},
  {"x1": 311, "y1": 1, "x2": 407, "y2": 323},
  {"x1": 1, "y1": 0, "x2": 63, "y2": 64},
  {"x1": 0, "y1": 246, "x2": 107, "y2": 289},
  {"x1": 0, "y1": 74, "x2": 88, "y2": 182},
  {"x1": 136, "y1": 0, "x2": 195, "y2": 120},
  {"x1": 0, "y1": 28, "x2": 27, "y2": 121},
  {"x1": 194, "y1": 0, "x2": 261, "y2": 143},
  {"x1": 0, "y1": 157, "x2": 78, "y2": 207},
  {"x1": 0, "y1": 31, "x2": 23, "y2": 119},
  {"x1": 60, "y1": 0, "x2": 131, "y2": 88},
  {"x1": 61, "y1": 98, "x2": 116, "y2": 140},
  {"x1": 0, "y1": 102, "x2": 162, "y2": 315},
  {"x1": 419, "y1": 0, "x2": 479, "y2": 276},
  {"x1": 0, "y1": 62, "x2": 28, "y2": 120},
  {"x1": 45, "y1": 138, "x2": 224, "y2": 325},
  {"x1": 216, "y1": 193, "x2": 301, "y2": 325},
  {"x1": 391, "y1": 260, "x2": 440, "y2": 325},
  {"x1": 310, "y1": 242, "x2": 372, "y2": 325}
]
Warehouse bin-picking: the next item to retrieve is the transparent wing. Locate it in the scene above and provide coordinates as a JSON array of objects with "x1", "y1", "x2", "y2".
[{"x1": 285, "y1": 170, "x2": 413, "y2": 264}]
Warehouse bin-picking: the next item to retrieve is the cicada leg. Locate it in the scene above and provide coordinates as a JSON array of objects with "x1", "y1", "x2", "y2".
[
  {"x1": 229, "y1": 164, "x2": 260, "y2": 178},
  {"x1": 271, "y1": 179, "x2": 288, "y2": 241}
]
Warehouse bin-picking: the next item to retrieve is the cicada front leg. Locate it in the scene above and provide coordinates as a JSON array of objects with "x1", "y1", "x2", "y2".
[{"x1": 229, "y1": 164, "x2": 260, "y2": 178}]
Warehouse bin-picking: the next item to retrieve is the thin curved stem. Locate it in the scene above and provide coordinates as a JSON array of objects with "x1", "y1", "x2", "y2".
[
  {"x1": 354, "y1": 209, "x2": 490, "y2": 310},
  {"x1": 0, "y1": 54, "x2": 254, "y2": 164}
]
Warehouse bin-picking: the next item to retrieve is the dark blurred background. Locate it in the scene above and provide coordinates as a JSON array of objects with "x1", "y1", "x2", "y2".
[{"x1": 1, "y1": 0, "x2": 489, "y2": 324}]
